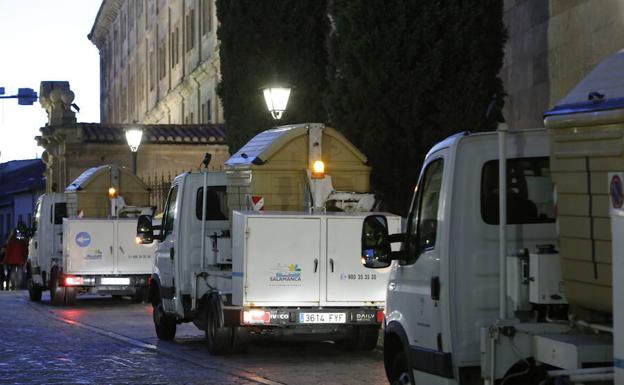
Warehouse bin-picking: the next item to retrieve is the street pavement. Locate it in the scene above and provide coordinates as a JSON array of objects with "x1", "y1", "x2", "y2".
[{"x1": 0, "y1": 291, "x2": 387, "y2": 385}]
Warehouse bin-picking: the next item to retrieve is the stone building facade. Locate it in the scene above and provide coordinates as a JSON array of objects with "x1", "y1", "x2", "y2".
[
  {"x1": 88, "y1": 0, "x2": 222, "y2": 126},
  {"x1": 502, "y1": 0, "x2": 624, "y2": 129},
  {"x1": 37, "y1": 81, "x2": 228, "y2": 199}
]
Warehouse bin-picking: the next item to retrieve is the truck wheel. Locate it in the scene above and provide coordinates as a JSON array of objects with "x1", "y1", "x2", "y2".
[
  {"x1": 49, "y1": 268, "x2": 65, "y2": 306},
  {"x1": 205, "y1": 295, "x2": 232, "y2": 355},
  {"x1": 230, "y1": 326, "x2": 250, "y2": 354},
  {"x1": 64, "y1": 287, "x2": 77, "y2": 306},
  {"x1": 153, "y1": 302, "x2": 176, "y2": 340},
  {"x1": 132, "y1": 287, "x2": 147, "y2": 303},
  {"x1": 356, "y1": 326, "x2": 379, "y2": 350},
  {"x1": 339, "y1": 326, "x2": 380, "y2": 350},
  {"x1": 388, "y1": 350, "x2": 411, "y2": 385},
  {"x1": 27, "y1": 279, "x2": 42, "y2": 302}
]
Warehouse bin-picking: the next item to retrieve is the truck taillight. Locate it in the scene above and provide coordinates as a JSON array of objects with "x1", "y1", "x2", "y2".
[
  {"x1": 64, "y1": 276, "x2": 84, "y2": 286},
  {"x1": 243, "y1": 309, "x2": 270, "y2": 325},
  {"x1": 376, "y1": 309, "x2": 385, "y2": 323}
]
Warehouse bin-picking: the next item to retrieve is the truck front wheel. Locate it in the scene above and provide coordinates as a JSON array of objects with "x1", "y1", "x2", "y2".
[
  {"x1": 205, "y1": 295, "x2": 232, "y2": 355},
  {"x1": 153, "y1": 302, "x2": 176, "y2": 340},
  {"x1": 388, "y1": 350, "x2": 411, "y2": 385}
]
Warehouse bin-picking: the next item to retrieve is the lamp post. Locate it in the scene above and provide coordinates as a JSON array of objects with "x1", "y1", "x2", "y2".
[
  {"x1": 125, "y1": 127, "x2": 143, "y2": 175},
  {"x1": 262, "y1": 86, "x2": 291, "y2": 120}
]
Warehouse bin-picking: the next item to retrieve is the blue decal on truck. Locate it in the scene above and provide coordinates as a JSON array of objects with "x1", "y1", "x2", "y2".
[{"x1": 75, "y1": 232, "x2": 91, "y2": 248}]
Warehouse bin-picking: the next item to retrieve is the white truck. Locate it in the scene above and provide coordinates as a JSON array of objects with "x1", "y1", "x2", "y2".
[
  {"x1": 28, "y1": 165, "x2": 156, "y2": 306},
  {"x1": 137, "y1": 123, "x2": 399, "y2": 354},
  {"x1": 362, "y1": 126, "x2": 622, "y2": 384},
  {"x1": 362, "y1": 51, "x2": 624, "y2": 385}
]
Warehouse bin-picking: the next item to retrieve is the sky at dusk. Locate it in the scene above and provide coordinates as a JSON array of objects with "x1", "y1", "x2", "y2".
[{"x1": 0, "y1": 0, "x2": 102, "y2": 162}]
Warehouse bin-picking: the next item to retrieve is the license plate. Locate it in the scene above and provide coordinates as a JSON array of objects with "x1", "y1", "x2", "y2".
[
  {"x1": 100, "y1": 277, "x2": 130, "y2": 285},
  {"x1": 299, "y1": 312, "x2": 346, "y2": 324}
]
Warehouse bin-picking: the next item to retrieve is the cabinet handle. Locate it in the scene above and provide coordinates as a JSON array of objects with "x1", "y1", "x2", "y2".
[
  {"x1": 329, "y1": 258, "x2": 334, "y2": 273},
  {"x1": 313, "y1": 258, "x2": 318, "y2": 273}
]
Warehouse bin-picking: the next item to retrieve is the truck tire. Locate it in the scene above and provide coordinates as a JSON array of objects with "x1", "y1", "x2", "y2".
[
  {"x1": 339, "y1": 326, "x2": 380, "y2": 350},
  {"x1": 230, "y1": 326, "x2": 250, "y2": 354},
  {"x1": 27, "y1": 279, "x2": 42, "y2": 302},
  {"x1": 64, "y1": 287, "x2": 77, "y2": 306},
  {"x1": 205, "y1": 295, "x2": 232, "y2": 355},
  {"x1": 49, "y1": 268, "x2": 65, "y2": 306},
  {"x1": 132, "y1": 287, "x2": 147, "y2": 303},
  {"x1": 356, "y1": 326, "x2": 380, "y2": 350},
  {"x1": 153, "y1": 302, "x2": 176, "y2": 340},
  {"x1": 388, "y1": 350, "x2": 411, "y2": 385}
]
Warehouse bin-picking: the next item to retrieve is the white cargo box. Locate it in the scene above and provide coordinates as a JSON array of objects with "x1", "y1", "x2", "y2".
[
  {"x1": 63, "y1": 218, "x2": 155, "y2": 275},
  {"x1": 232, "y1": 211, "x2": 400, "y2": 307}
]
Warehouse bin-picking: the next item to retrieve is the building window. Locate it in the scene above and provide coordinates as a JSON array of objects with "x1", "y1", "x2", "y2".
[
  {"x1": 202, "y1": 0, "x2": 212, "y2": 36},
  {"x1": 204, "y1": 99, "x2": 212, "y2": 123},
  {"x1": 149, "y1": 44, "x2": 156, "y2": 91},
  {"x1": 170, "y1": 26, "x2": 179, "y2": 68},
  {"x1": 122, "y1": 11, "x2": 127, "y2": 41},
  {"x1": 158, "y1": 39, "x2": 167, "y2": 80},
  {"x1": 186, "y1": 8, "x2": 195, "y2": 52},
  {"x1": 138, "y1": 67, "x2": 145, "y2": 103}
]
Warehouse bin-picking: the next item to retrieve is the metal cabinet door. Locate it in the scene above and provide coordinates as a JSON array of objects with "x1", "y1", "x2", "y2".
[
  {"x1": 325, "y1": 216, "x2": 394, "y2": 303},
  {"x1": 244, "y1": 217, "x2": 321, "y2": 304},
  {"x1": 115, "y1": 219, "x2": 155, "y2": 274},
  {"x1": 65, "y1": 220, "x2": 115, "y2": 274}
]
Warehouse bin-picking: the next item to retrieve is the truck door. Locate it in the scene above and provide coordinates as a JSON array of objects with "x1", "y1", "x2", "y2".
[
  {"x1": 155, "y1": 184, "x2": 179, "y2": 310},
  {"x1": 390, "y1": 155, "x2": 445, "y2": 351},
  {"x1": 325, "y1": 216, "x2": 394, "y2": 304},
  {"x1": 115, "y1": 219, "x2": 155, "y2": 274}
]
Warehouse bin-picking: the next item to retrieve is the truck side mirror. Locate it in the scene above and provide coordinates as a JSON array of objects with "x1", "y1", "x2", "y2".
[
  {"x1": 136, "y1": 215, "x2": 154, "y2": 244},
  {"x1": 361, "y1": 215, "x2": 392, "y2": 268}
]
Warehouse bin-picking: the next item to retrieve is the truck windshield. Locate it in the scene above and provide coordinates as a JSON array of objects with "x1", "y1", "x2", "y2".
[
  {"x1": 33, "y1": 201, "x2": 41, "y2": 231},
  {"x1": 405, "y1": 158, "x2": 444, "y2": 263},
  {"x1": 481, "y1": 157, "x2": 555, "y2": 224},
  {"x1": 196, "y1": 187, "x2": 228, "y2": 220},
  {"x1": 163, "y1": 186, "x2": 179, "y2": 234}
]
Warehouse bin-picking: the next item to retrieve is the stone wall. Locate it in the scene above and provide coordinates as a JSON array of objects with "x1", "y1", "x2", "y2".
[{"x1": 502, "y1": 0, "x2": 624, "y2": 129}]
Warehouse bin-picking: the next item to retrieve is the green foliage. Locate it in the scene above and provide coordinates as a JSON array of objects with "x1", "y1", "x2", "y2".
[
  {"x1": 326, "y1": 0, "x2": 506, "y2": 215},
  {"x1": 217, "y1": 0, "x2": 329, "y2": 152},
  {"x1": 217, "y1": 0, "x2": 506, "y2": 216}
]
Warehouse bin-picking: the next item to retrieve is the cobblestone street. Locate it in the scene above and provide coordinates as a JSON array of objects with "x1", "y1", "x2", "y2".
[{"x1": 0, "y1": 291, "x2": 386, "y2": 385}]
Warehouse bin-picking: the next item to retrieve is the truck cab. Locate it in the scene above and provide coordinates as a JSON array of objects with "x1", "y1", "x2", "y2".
[
  {"x1": 362, "y1": 130, "x2": 557, "y2": 384},
  {"x1": 28, "y1": 193, "x2": 67, "y2": 300}
]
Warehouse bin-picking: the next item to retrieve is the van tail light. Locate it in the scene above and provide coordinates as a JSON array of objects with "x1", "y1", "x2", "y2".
[
  {"x1": 376, "y1": 309, "x2": 385, "y2": 323},
  {"x1": 243, "y1": 309, "x2": 270, "y2": 325},
  {"x1": 64, "y1": 276, "x2": 84, "y2": 286}
]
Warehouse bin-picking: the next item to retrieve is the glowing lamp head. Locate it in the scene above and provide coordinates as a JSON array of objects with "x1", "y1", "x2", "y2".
[
  {"x1": 311, "y1": 160, "x2": 325, "y2": 179},
  {"x1": 108, "y1": 187, "x2": 118, "y2": 199},
  {"x1": 262, "y1": 86, "x2": 291, "y2": 120},
  {"x1": 125, "y1": 128, "x2": 143, "y2": 152}
]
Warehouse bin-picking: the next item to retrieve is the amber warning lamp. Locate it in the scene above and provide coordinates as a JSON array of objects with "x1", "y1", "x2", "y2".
[
  {"x1": 311, "y1": 160, "x2": 325, "y2": 179},
  {"x1": 108, "y1": 187, "x2": 118, "y2": 199}
]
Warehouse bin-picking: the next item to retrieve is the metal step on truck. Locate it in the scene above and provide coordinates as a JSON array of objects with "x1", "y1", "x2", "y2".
[
  {"x1": 360, "y1": 52, "x2": 624, "y2": 385},
  {"x1": 28, "y1": 165, "x2": 156, "y2": 306},
  {"x1": 136, "y1": 123, "x2": 400, "y2": 354}
]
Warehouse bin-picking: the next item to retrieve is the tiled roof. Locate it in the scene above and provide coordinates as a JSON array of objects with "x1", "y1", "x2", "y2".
[{"x1": 77, "y1": 123, "x2": 227, "y2": 145}]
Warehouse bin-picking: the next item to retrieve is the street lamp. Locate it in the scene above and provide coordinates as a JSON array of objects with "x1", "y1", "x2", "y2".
[
  {"x1": 125, "y1": 127, "x2": 143, "y2": 175},
  {"x1": 262, "y1": 86, "x2": 291, "y2": 120}
]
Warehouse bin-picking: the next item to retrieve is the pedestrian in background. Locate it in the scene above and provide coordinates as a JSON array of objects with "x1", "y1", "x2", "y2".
[{"x1": 3, "y1": 228, "x2": 28, "y2": 290}]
